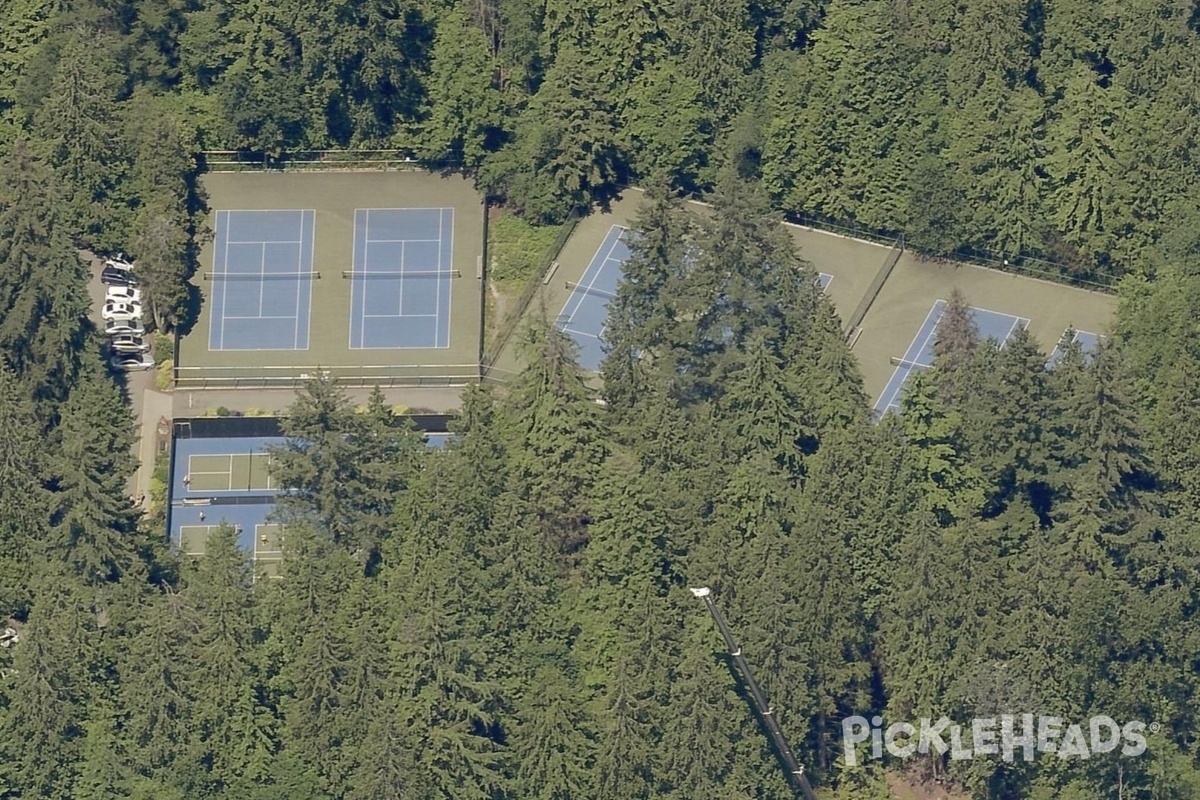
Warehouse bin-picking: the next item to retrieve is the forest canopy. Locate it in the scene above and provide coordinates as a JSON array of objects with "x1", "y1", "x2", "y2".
[
  {"x1": 3, "y1": 0, "x2": 1200, "y2": 284},
  {"x1": 1, "y1": 0, "x2": 1200, "y2": 799}
]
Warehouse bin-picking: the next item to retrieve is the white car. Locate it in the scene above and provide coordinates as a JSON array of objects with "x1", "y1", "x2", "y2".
[
  {"x1": 104, "y1": 255, "x2": 134, "y2": 271},
  {"x1": 110, "y1": 334, "x2": 150, "y2": 353},
  {"x1": 102, "y1": 301, "x2": 141, "y2": 322},
  {"x1": 105, "y1": 285, "x2": 142, "y2": 304},
  {"x1": 110, "y1": 352, "x2": 155, "y2": 371},
  {"x1": 104, "y1": 318, "x2": 145, "y2": 336}
]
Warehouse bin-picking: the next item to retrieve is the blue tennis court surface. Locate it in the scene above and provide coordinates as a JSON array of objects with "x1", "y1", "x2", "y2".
[
  {"x1": 557, "y1": 225, "x2": 631, "y2": 371},
  {"x1": 1047, "y1": 329, "x2": 1103, "y2": 367},
  {"x1": 208, "y1": 210, "x2": 315, "y2": 351},
  {"x1": 350, "y1": 208, "x2": 454, "y2": 349},
  {"x1": 874, "y1": 299, "x2": 1030, "y2": 415},
  {"x1": 170, "y1": 431, "x2": 453, "y2": 556},
  {"x1": 557, "y1": 230, "x2": 836, "y2": 372}
]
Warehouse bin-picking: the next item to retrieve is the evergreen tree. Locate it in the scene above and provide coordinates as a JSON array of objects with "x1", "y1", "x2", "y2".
[
  {"x1": 47, "y1": 365, "x2": 141, "y2": 584},
  {"x1": 0, "y1": 573, "x2": 95, "y2": 797},
  {"x1": 177, "y1": 525, "x2": 269, "y2": 794},
  {"x1": 420, "y1": 7, "x2": 504, "y2": 169},
  {"x1": 504, "y1": 320, "x2": 608, "y2": 552},
  {"x1": 117, "y1": 583, "x2": 193, "y2": 784},
  {"x1": 25, "y1": 26, "x2": 130, "y2": 248},
  {"x1": 1041, "y1": 66, "x2": 1125, "y2": 269},
  {"x1": 930, "y1": 288, "x2": 980, "y2": 386},
  {"x1": 0, "y1": 140, "x2": 89, "y2": 404},
  {"x1": 480, "y1": 44, "x2": 626, "y2": 223},
  {"x1": 1054, "y1": 345, "x2": 1151, "y2": 577},
  {"x1": 899, "y1": 372, "x2": 985, "y2": 525},
  {"x1": 0, "y1": 365, "x2": 51, "y2": 613}
]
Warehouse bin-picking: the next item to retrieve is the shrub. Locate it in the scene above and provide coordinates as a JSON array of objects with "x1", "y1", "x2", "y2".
[{"x1": 155, "y1": 359, "x2": 174, "y2": 391}]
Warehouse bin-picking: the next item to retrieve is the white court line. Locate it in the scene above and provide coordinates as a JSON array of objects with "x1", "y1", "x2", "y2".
[
  {"x1": 875, "y1": 299, "x2": 943, "y2": 411},
  {"x1": 226, "y1": 239, "x2": 305, "y2": 245},
  {"x1": 254, "y1": 524, "x2": 284, "y2": 558},
  {"x1": 302, "y1": 210, "x2": 315, "y2": 351},
  {"x1": 562, "y1": 327, "x2": 601, "y2": 340},
  {"x1": 348, "y1": 209, "x2": 362, "y2": 349},
  {"x1": 368, "y1": 237, "x2": 443, "y2": 243},
  {"x1": 219, "y1": 211, "x2": 230, "y2": 350},
  {"x1": 914, "y1": 299, "x2": 947, "y2": 363},
  {"x1": 362, "y1": 211, "x2": 371, "y2": 348},
  {"x1": 1002, "y1": 316, "x2": 1023, "y2": 344},
  {"x1": 560, "y1": 227, "x2": 627, "y2": 327},
  {"x1": 434, "y1": 210, "x2": 443, "y2": 345},
  {"x1": 436, "y1": 207, "x2": 454, "y2": 349},
  {"x1": 257, "y1": 243, "x2": 267, "y2": 316},
  {"x1": 293, "y1": 210, "x2": 304, "y2": 349},
  {"x1": 362, "y1": 312, "x2": 439, "y2": 318},
  {"x1": 223, "y1": 314, "x2": 298, "y2": 320},
  {"x1": 227, "y1": 454, "x2": 235, "y2": 491},
  {"x1": 397, "y1": 241, "x2": 407, "y2": 316}
]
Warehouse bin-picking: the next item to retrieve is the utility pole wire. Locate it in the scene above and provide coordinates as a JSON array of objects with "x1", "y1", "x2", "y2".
[{"x1": 690, "y1": 587, "x2": 818, "y2": 800}]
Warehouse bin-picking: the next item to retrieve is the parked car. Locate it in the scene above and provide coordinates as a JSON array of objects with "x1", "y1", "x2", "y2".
[
  {"x1": 104, "y1": 318, "x2": 145, "y2": 336},
  {"x1": 104, "y1": 254, "x2": 134, "y2": 271},
  {"x1": 101, "y1": 265, "x2": 138, "y2": 286},
  {"x1": 110, "y1": 352, "x2": 155, "y2": 371},
  {"x1": 110, "y1": 334, "x2": 150, "y2": 353},
  {"x1": 105, "y1": 285, "x2": 142, "y2": 304},
  {"x1": 102, "y1": 301, "x2": 141, "y2": 322}
]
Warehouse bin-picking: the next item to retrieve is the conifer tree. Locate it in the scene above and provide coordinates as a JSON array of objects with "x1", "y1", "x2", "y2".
[
  {"x1": 0, "y1": 572, "x2": 95, "y2": 797},
  {"x1": 504, "y1": 320, "x2": 608, "y2": 552},
  {"x1": 899, "y1": 372, "x2": 985, "y2": 525},
  {"x1": 420, "y1": 7, "x2": 505, "y2": 169},
  {"x1": 47, "y1": 365, "x2": 141, "y2": 584},
  {"x1": 1054, "y1": 345, "x2": 1151, "y2": 577},
  {"x1": 0, "y1": 365, "x2": 50, "y2": 613},
  {"x1": 272, "y1": 521, "x2": 358, "y2": 792},
  {"x1": 930, "y1": 288, "x2": 980, "y2": 398},
  {"x1": 177, "y1": 525, "x2": 268, "y2": 792},
  {"x1": 26, "y1": 26, "x2": 129, "y2": 247},
  {"x1": 116, "y1": 584, "x2": 193, "y2": 784},
  {"x1": 0, "y1": 140, "x2": 89, "y2": 404}
]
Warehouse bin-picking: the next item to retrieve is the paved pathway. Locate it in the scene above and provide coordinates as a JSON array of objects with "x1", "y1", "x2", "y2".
[{"x1": 171, "y1": 386, "x2": 466, "y2": 417}]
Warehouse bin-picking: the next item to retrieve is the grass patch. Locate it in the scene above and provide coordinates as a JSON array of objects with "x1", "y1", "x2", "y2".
[
  {"x1": 485, "y1": 212, "x2": 573, "y2": 354},
  {"x1": 488, "y1": 213, "x2": 563, "y2": 291}
]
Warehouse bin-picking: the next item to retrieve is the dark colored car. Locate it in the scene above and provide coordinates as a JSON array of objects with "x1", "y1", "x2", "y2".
[{"x1": 102, "y1": 265, "x2": 138, "y2": 286}]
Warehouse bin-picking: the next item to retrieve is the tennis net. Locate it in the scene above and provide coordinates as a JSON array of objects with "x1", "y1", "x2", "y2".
[
  {"x1": 342, "y1": 270, "x2": 461, "y2": 279},
  {"x1": 204, "y1": 271, "x2": 320, "y2": 280},
  {"x1": 565, "y1": 281, "x2": 617, "y2": 301},
  {"x1": 889, "y1": 356, "x2": 933, "y2": 370}
]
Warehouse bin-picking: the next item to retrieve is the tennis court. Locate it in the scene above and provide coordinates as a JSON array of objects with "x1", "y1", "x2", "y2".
[
  {"x1": 874, "y1": 299, "x2": 1030, "y2": 414},
  {"x1": 1047, "y1": 329, "x2": 1103, "y2": 367},
  {"x1": 184, "y1": 452, "x2": 276, "y2": 492},
  {"x1": 555, "y1": 226, "x2": 838, "y2": 372},
  {"x1": 208, "y1": 210, "x2": 316, "y2": 351},
  {"x1": 349, "y1": 208, "x2": 456, "y2": 349},
  {"x1": 556, "y1": 225, "x2": 630, "y2": 371},
  {"x1": 171, "y1": 433, "x2": 284, "y2": 562}
]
